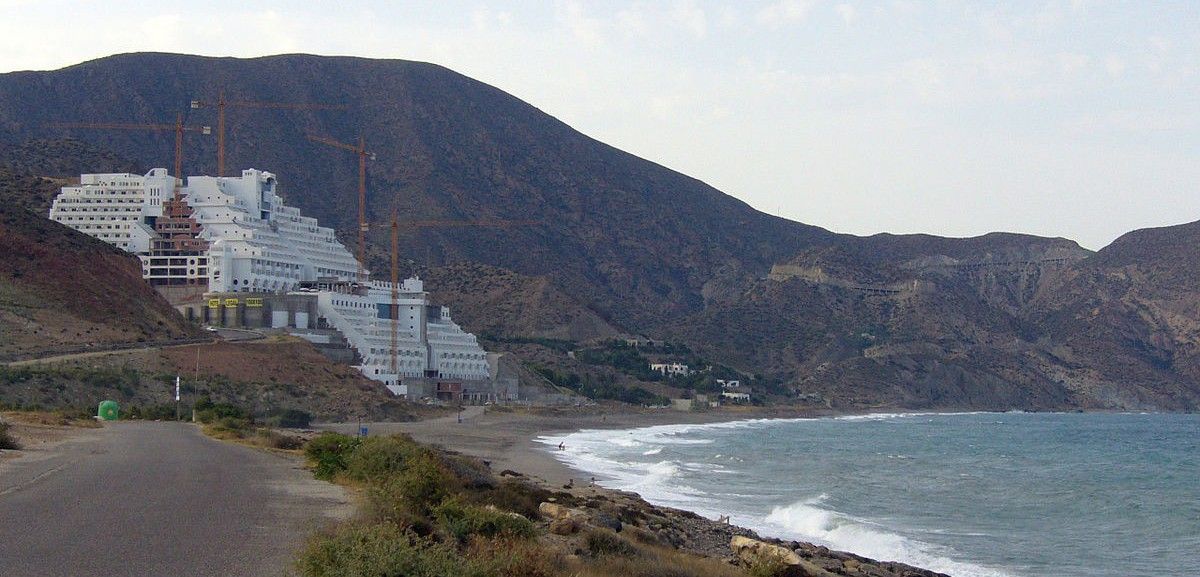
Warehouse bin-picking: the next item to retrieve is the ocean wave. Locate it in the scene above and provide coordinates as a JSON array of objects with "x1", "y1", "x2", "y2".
[
  {"x1": 539, "y1": 419, "x2": 1018, "y2": 577},
  {"x1": 762, "y1": 499, "x2": 1015, "y2": 577},
  {"x1": 832, "y1": 411, "x2": 990, "y2": 422}
]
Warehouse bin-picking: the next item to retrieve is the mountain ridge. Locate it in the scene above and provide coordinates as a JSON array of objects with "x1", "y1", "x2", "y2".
[{"x1": 1, "y1": 53, "x2": 1197, "y2": 410}]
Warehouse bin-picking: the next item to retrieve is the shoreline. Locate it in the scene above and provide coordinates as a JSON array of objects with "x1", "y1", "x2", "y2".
[
  {"x1": 320, "y1": 405, "x2": 841, "y2": 487},
  {"x1": 320, "y1": 405, "x2": 959, "y2": 576}
]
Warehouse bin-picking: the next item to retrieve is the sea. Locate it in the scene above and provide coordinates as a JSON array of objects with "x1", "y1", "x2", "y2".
[{"x1": 538, "y1": 412, "x2": 1199, "y2": 577}]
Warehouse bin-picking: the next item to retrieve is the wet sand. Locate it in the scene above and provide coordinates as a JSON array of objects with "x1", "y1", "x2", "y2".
[{"x1": 319, "y1": 405, "x2": 782, "y2": 487}]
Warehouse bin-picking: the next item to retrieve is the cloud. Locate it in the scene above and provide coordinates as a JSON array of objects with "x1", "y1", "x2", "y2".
[
  {"x1": 556, "y1": 1, "x2": 604, "y2": 46},
  {"x1": 835, "y1": 3, "x2": 856, "y2": 24},
  {"x1": 1105, "y1": 55, "x2": 1126, "y2": 77},
  {"x1": 1055, "y1": 52, "x2": 1090, "y2": 74},
  {"x1": 755, "y1": 0, "x2": 816, "y2": 28},
  {"x1": 671, "y1": 0, "x2": 707, "y2": 38}
]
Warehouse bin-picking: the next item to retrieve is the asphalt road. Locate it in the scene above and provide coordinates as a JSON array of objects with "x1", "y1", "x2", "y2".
[{"x1": 0, "y1": 422, "x2": 351, "y2": 577}]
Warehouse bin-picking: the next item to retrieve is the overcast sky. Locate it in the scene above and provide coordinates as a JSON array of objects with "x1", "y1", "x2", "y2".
[{"x1": 2, "y1": 1, "x2": 1197, "y2": 249}]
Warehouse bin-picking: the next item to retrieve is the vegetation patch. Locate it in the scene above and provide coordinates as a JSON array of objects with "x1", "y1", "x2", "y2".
[
  {"x1": 304, "y1": 432, "x2": 362, "y2": 480},
  {"x1": 0, "y1": 421, "x2": 20, "y2": 450}
]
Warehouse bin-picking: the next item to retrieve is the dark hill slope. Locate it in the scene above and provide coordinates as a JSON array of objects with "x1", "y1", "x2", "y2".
[
  {"x1": 0, "y1": 52, "x2": 836, "y2": 329},
  {"x1": 0, "y1": 173, "x2": 196, "y2": 360}
]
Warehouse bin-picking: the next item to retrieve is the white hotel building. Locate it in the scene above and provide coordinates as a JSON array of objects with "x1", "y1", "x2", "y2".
[
  {"x1": 51, "y1": 167, "x2": 361, "y2": 291},
  {"x1": 48, "y1": 168, "x2": 496, "y2": 398}
]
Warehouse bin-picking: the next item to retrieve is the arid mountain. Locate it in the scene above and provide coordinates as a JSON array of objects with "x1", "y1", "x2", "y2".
[
  {"x1": 1, "y1": 53, "x2": 1198, "y2": 410},
  {"x1": 0, "y1": 189, "x2": 198, "y2": 360}
]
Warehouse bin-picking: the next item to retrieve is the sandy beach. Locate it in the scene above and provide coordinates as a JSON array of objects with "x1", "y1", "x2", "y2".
[{"x1": 320, "y1": 405, "x2": 801, "y2": 488}]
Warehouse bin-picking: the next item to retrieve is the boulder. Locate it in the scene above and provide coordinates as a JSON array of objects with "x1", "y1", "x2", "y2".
[
  {"x1": 539, "y1": 502, "x2": 573, "y2": 520},
  {"x1": 549, "y1": 517, "x2": 580, "y2": 535},
  {"x1": 730, "y1": 536, "x2": 839, "y2": 577},
  {"x1": 592, "y1": 511, "x2": 623, "y2": 533}
]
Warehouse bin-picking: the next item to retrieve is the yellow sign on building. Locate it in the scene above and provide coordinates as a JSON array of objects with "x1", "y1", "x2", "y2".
[
  {"x1": 224, "y1": 298, "x2": 239, "y2": 307},
  {"x1": 207, "y1": 299, "x2": 220, "y2": 308},
  {"x1": 246, "y1": 297, "x2": 263, "y2": 307}
]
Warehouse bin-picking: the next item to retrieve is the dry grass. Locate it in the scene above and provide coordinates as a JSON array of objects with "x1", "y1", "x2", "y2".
[
  {"x1": 1, "y1": 410, "x2": 100, "y2": 428},
  {"x1": 574, "y1": 543, "x2": 746, "y2": 577}
]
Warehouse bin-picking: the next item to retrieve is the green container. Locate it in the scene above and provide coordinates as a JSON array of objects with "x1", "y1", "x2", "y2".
[{"x1": 97, "y1": 400, "x2": 120, "y2": 421}]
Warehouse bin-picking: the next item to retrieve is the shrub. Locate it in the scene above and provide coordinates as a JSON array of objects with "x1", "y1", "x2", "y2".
[
  {"x1": 296, "y1": 522, "x2": 473, "y2": 577},
  {"x1": 193, "y1": 397, "x2": 249, "y2": 424},
  {"x1": 473, "y1": 480, "x2": 547, "y2": 520},
  {"x1": 434, "y1": 499, "x2": 537, "y2": 544},
  {"x1": 442, "y1": 454, "x2": 497, "y2": 490},
  {"x1": 584, "y1": 529, "x2": 637, "y2": 558},
  {"x1": 305, "y1": 432, "x2": 362, "y2": 480},
  {"x1": 257, "y1": 428, "x2": 305, "y2": 450},
  {"x1": 0, "y1": 422, "x2": 20, "y2": 451},
  {"x1": 466, "y1": 537, "x2": 563, "y2": 577},
  {"x1": 363, "y1": 450, "x2": 458, "y2": 523},
  {"x1": 275, "y1": 408, "x2": 312, "y2": 429},
  {"x1": 744, "y1": 551, "x2": 789, "y2": 577},
  {"x1": 345, "y1": 435, "x2": 422, "y2": 482},
  {"x1": 575, "y1": 545, "x2": 746, "y2": 577},
  {"x1": 210, "y1": 416, "x2": 251, "y2": 436},
  {"x1": 125, "y1": 404, "x2": 179, "y2": 421}
]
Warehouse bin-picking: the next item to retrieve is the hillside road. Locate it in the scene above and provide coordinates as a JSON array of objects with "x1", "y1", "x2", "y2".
[{"x1": 0, "y1": 421, "x2": 351, "y2": 577}]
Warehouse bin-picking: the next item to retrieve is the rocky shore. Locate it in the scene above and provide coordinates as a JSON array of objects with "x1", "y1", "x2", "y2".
[
  {"x1": 323, "y1": 406, "x2": 952, "y2": 577},
  {"x1": 498, "y1": 465, "x2": 949, "y2": 577}
]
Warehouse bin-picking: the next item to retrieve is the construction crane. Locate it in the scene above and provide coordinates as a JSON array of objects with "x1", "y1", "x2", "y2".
[
  {"x1": 190, "y1": 90, "x2": 347, "y2": 177},
  {"x1": 307, "y1": 133, "x2": 375, "y2": 282},
  {"x1": 49, "y1": 113, "x2": 211, "y2": 192},
  {"x1": 378, "y1": 215, "x2": 539, "y2": 376}
]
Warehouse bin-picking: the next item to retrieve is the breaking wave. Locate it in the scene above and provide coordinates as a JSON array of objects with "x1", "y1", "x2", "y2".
[
  {"x1": 538, "y1": 415, "x2": 1018, "y2": 577},
  {"x1": 762, "y1": 497, "x2": 1014, "y2": 577}
]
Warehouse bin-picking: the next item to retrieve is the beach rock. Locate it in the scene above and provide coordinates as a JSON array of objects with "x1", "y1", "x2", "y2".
[
  {"x1": 549, "y1": 517, "x2": 580, "y2": 535},
  {"x1": 540, "y1": 502, "x2": 574, "y2": 520},
  {"x1": 731, "y1": 536, "x2": 839, "y2": 577},
  {"x1": 592, "y1": 511, "x2": 622, "y2": 533}
]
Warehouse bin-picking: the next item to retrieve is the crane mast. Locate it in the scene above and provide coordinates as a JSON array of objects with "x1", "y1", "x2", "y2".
[{"x1": 191, "y1": 90, "x2": 346, "y2": 176}]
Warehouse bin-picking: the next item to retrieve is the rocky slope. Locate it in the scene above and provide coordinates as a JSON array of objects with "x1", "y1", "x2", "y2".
[
  {"x1": 1, "y1": 53, "x2": 1198, "y2": 410},
  {"x1": 0, "y1": 174, "x2": 198, "y2": 360}
]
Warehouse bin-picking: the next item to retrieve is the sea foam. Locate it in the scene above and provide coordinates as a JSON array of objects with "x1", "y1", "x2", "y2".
[{"x1": 538, "y1": 415, "x2": 1019, "y2": 577}]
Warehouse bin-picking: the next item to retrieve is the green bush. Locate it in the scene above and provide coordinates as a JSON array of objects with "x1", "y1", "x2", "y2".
[
  {"x1": 392, "y1": 452, "x2": 456, "y2": 507},
  {"x1": 473, "y1": 480, "x2": 548, "y2": 520},
  {"x1": 345, "y1": 435, "x2": 422, "y2": 482},
  {"x1": 0, "y1": 422, "x2": 20, "y2": 451},
  {"x1": 442, "y1": 454, "x2": 497, "y2": 490},
  {"x1": 257, "y1": 429, "x2": 304, "y2": 450},
  {"x1": 297, "y1": 522, "x2": 475, "y2": 577},
  {"x1": 193, "y1": 397, "x2": 249, "y2": 424},
  {"x1": 305, "y1": 432, "x2": 362, "y2": 480},
  {"x1": 275, "y1": 408, "x2": 312, "y2": 429},
  {"x1": 125, "y1": 404, "x2": 180, "y2": 421},
  {"x1": 584, "y1": 528, "x2": 638, "y2": 558},
  {"x1": 434, "y1": 499, "x2": 537, "y2": 544}
]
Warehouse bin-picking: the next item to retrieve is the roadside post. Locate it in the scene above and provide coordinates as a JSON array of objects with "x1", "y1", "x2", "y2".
[{"x1": 174, "y1": 375, "x2": 181, "y2": 421}]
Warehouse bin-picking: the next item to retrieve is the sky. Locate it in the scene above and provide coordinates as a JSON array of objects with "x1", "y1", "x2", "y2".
[{"x1": 1, "y1": 1, "x2": 1197, "y2": 249}]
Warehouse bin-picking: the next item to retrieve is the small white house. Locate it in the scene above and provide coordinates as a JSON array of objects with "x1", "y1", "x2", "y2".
[
  {"x1": 650, "y1": 362, "x2": 691, "y2": 377},
  {"x1": 716, "y1": 379, "x2": 741, "y2": 389},
  {"x1": 721, "y1": 391, "x2": 751, "y2": 403}
]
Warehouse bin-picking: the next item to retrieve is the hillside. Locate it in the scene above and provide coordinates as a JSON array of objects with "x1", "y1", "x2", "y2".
[
  {"x1": 0, "y1": 168, "x2": 197, "y2": 360},
  {"x1": 0, "y1": 338, "x2": 426, "y2": 421},
  {"x1": 1, "y1": 53, "x2": 1198, "y2": 410}
]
